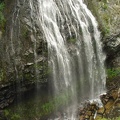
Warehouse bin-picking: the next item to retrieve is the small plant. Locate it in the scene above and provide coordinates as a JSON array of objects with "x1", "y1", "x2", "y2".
[
  {"x1": 107, "y1": 68, "x2": 120, "y2": 79},
  {"x1": 5, "y1": 88, "x2": 72, "y2": 119},
  {"x1": 68, "y1": 38, "x2": 76, "y2": 44},
  {"x1": 101, "y1": 3, "x2": 108, "y2": 11},
  {"x1": 11, "y1": 114, "x2": 21, "y2": 120},
  {"x1": 105, "y1": 27, "x2": 110, "y2": 34},
  {"x1": 102, "y1": 26, "x2": 110, "y2": 36},
  {"x1": 4, "y1": 109, "x2": 10, "y2": 117}
]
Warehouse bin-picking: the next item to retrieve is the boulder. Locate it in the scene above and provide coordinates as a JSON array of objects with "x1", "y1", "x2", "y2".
[{"x1": 78, "y1": 87, "x2": 120, "y2": 120}]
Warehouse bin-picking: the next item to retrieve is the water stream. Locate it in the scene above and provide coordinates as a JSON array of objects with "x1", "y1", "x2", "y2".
[
  {"x1": 35, "y1": 0, "x2": 106, "y2": 118},
  {"x1": 6, "y1": 0, "x2": 106, "y2": 119}
]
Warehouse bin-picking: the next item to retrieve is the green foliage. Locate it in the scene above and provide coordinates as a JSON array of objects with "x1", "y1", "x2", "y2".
[
  {"x1": 0, "y1": 2, "x2": 5, "y2": 30},
  {"x1": 102, "y1": 26, "x2": 110, "y2": 36},
  {"x1": 116, "y1": 117, "x2": 120, "y2": 120},
  {"x1": 4, "y1": 109, "x2": 9, "y2": 117},
  {"x1": 68, "y1": 38, "x2": 76, "y2": 44},
  {"x1": 101, "y1": 3, "x2": 108, "y2": 11},
  {"x1": 100, "y1": 12, "x2": 110, "y2": 36},
  {"x1": 0, "y1": 2, "x2": 4, "y2": 11},
  {"x1": 107, "y1": 68, "x2": 120, "y2": 79},
  {"x1": 35, "y1": 90, "x2": 71, "y2": 116},
  {"x1": 11, "y1": 114, "x2": 21, "y2": 120},
  {"x1": 104, "y1": 27, "x2": 110, "y2": 34},
  {"x1": 4, "y1": 110, "x2": 21, "y2": 120},
  {"x1": 5, "y1": 89, "x2": 72, "y2": 119}
]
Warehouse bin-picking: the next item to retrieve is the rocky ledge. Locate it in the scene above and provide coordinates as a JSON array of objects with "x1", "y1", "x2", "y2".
[{"x1": 78, "y1": 86, "x2": 120, "y2": 120}]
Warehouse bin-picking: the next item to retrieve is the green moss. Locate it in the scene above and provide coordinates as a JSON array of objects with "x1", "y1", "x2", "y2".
[
  {"x1": 11, "y1": 114, "x2": 21, "y2": 120},
  {"x1": 0, "y1": 69, "x2": 6, "y2": 82},
  {"x1": 0, "y1": 2, "x2": 6, "y2": 31},
  {"x1": 4, "y1": 110, "x2": 21, "y2": 120},
  {"x1": 68, "y1": 38, "x2": 76, "y2": 44},
  {"x1": 102, "y1": 26, "x2": 110, "y2": 36},
  {"x1": 22, "y1": 27, "x2": 29, "y2": 39},
  {"x1": 100, "y1": 2, "x2": 108, "y2": 11},
  {"x1": 4, "y1": 109, "x2": 9, "y2": 117}
]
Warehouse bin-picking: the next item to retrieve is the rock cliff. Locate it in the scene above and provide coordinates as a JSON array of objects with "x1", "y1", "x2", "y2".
[{"x1": 0, "y1": 0, "x2": 119, "y2": 109}]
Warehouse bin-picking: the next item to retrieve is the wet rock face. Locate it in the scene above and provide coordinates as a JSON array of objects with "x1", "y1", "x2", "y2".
[
  {"x1": 0, "y1": 84, "x2": 15, "y2": 109},
  {"x1": 103, "y1": 33, "x2": 120, "y2": 67},
  {"x1": 1, "y1": 0, "x2": 48, "y2": 82},
  {"x1": 0, "y1": 0, "x2": 48, "y2": 108}
]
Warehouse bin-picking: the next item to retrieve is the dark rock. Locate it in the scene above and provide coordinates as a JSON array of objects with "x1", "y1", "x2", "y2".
[
  {"x1": 78, "y1": 87, "x2": 120, "y2": 120},
  {"x1": 0, "y1": 96, "x2": 4, "y2": 101},
  {"x1": 0, "y1": 110, "x2": 7, "y2": 120},
  {"x1": 0, "y1": 0, "x2": 48, "y2": 109},
  {"x1": 0, "y1": 83, "x2": 16, "y2": 109},
  {"x1": 103, "y1": 33, "x2": 120, "y2": 67}
]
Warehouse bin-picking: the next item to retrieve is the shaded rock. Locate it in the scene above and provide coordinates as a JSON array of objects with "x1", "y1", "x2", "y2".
[
  {"x1": 0, "y1": 0, "x2": 48, "y2": 108},
  {"x1": 0, "y1": 84, "x2": 15, "y2": 109},
  {"x1": 0, "y1": 110, "x2": 7, "y2": 120},
  {"x1": 103, "y1": 33, "x2": 120, "y2": 67}
]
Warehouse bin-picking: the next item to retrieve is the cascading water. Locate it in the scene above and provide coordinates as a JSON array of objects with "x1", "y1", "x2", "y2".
[
  {"x1": 5, "y1": 0, "x2": 106, "y2": 119},
  {"x1": 36, "y1": 0, "x2": 106, "y2": 118}
]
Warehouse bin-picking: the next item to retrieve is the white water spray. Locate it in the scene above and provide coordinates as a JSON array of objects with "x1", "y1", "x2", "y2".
[{"x1": 34, "y1": 0, "x2": 106, "y2": 118}]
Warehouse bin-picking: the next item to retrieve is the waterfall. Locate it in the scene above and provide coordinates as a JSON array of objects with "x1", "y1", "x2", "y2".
[
  {"x1": 37, "y1": 0, "x2": 106, "y2": 98},
  {"x1": 35, "y1": 0, "x2": 106, "y2": 117},
  {"x1": 5, "y1": 0, "x2": 106, "y2": 119}
]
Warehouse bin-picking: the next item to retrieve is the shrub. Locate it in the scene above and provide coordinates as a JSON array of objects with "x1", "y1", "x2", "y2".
[{"x1": 107, "y1": 68, "x2": 120, "y2": 79}]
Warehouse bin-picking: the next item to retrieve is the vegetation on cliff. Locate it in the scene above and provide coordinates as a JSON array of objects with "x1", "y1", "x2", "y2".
[
  {"x1": 0, "y1": 0, "x2": 120, "y2": 120},
  {"x1": 0, "y1": 1, "x2": 5, "y2": 31},
  {"x1": 86, "y1": 0, "x2": 120, "y2": 36}
]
